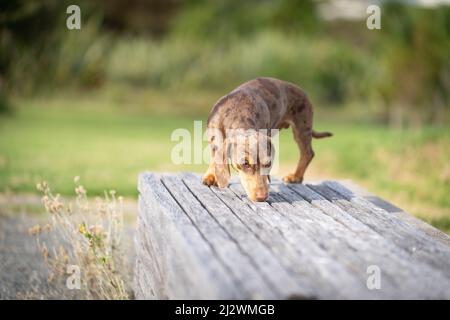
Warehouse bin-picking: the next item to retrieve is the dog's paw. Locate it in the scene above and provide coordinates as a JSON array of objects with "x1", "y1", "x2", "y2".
[
  {"x1": 202, "y1": 173, "x2": 218, "y2": 187},
  {"x1": 282, "y1": 174, "x2": 303, "y2": 184}
]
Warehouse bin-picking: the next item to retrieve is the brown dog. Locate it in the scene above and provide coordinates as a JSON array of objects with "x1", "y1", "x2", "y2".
[{"x1": 202, "y1": 77, "x2": 332, "y2": 201}]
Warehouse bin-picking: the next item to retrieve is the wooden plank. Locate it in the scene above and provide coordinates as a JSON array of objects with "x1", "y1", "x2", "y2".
[
  {"x1": 133, "y1": 258, "x2": 146, "y2": 299},
  {"x1": 286, "y1": 182, "x2": 450, "y2": 298},
  {"x1": 137, "y1": 173, "x2": 240, "y2": 299},
  {"x1": 134, "y1": 221, "x2": 154, "y2": 299},
  {"x1": 161, "y1": 174, "x2": 276, "y2": 299},
  {"x1": 325, "y1": 180, "x2": 450, "y2": 250},
  {"x1": 135, "y1": 209, "x2": 167, "y2": 299},
  {"x1": 181, "y1": 173, "x2": 310, "y2": 299},
  {"x1": 136, "y1": 173, "x2": 450, "y2": 299},
  {"x1": 224, "y1": 181, "x2": 378, "y2": 299},
  {"x1": 134, "y1": 256, "x2": 156, "y2": 299},
  {"x1": 263, "y1": 182, "x2": 401, "y2": 298},
  {"x1": 133, "y1": 248, "x2": 144, "y2": 299},
  {"x1": 338, "y1": 180, "x2": 450, "y2": 248},
  {"x1": 270, "y1": 181, "x2": 450, "y2": 298},
  {"x1": 313, "y1": 181, "x2": 450, "y2": 277}
]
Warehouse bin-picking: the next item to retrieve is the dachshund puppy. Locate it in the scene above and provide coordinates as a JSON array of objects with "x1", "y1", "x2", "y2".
[{"x1": 202, "y1": 77, "x2": 332, "y2": 201}]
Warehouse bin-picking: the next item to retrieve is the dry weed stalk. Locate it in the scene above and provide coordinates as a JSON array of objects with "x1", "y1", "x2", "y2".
[{"x1": 29, "y1": 177, "x2": 129, "y2": 299}]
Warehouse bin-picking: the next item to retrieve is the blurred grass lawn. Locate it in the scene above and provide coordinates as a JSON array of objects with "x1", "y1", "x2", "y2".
[{"x1": 0, "y1": 88, "x2": 449, "y2": 233}]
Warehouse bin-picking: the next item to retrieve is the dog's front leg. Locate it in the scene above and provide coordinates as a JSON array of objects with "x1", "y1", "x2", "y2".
[
  {"x1": 283, "y1": 126, "x2": 314, "y2": 184},
  {"x1": 202, "y1": 145, "x2": 218, "y2": 186}
]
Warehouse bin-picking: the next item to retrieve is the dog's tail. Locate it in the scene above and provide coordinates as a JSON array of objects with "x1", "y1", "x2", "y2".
[{"x1": 312, "y1": 130, "x2": 333, "y2": 139}]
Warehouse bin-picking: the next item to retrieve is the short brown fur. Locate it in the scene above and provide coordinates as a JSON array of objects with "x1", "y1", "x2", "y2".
[{"x1": 202, "y1": 77, "x2": 332, "y2": 201}]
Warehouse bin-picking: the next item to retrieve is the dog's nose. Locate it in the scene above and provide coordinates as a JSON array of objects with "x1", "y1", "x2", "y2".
[{"x1": 255, "y1": 192, "x2": 268, "y2": 202}]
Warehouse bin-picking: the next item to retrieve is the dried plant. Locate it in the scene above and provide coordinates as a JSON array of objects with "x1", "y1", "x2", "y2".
[{"x1": 29, "y1": 177, "x2": 129, "y2": 299}]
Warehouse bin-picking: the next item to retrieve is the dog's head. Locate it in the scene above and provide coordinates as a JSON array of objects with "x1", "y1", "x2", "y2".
[{"x1": 214, "y1": 129, "x2": 274, "y2": 201}]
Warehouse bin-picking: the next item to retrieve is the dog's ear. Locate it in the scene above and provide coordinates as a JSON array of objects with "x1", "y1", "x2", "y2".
[
  {"x1": 258, "y1": 134, "x2": 274, "y2": 168},
  {"x1": 213, "y1": 141, "x2": 231, "y2": 188}
]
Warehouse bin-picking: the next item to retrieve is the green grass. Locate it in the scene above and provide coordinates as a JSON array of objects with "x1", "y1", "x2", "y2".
[
  {"x1": 1, "y1": 90, "x2": 449, "y2": 232},
  {"x1": 0, "y1": 96, "x2": 205, "y2": 196}
]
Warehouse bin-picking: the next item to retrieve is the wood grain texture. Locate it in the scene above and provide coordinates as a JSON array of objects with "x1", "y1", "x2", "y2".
[
  {"x1": 135, "y1": 173, "x2": 450, "y2": 299},
  {"x1": 137, "y1": 173, "x2": 240, "y2": 299}
]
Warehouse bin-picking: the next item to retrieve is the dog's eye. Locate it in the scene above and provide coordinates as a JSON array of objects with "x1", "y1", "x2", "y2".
[{"x1": 262, "y1": 161, "x2": 272, "y2": 168}]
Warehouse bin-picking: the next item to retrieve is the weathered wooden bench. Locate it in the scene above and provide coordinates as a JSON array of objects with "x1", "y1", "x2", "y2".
[{"x1": 134, "y1": 172, "x2": 450, "y2": 299}]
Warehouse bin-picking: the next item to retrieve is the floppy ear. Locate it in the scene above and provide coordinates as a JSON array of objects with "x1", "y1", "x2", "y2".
[
  {"x1": 213, "y1": 141, "x2": 231, "y2": 188},
  {"x1": 258, "y1": 134, "x2": 274, "y2": 166}
]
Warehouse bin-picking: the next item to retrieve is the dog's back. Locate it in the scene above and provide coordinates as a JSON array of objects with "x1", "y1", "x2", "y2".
[{"x1": 208, "y1": 77, "x2": 309, "y2": 131}]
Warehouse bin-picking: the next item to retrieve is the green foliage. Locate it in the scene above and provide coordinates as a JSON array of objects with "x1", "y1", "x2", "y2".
[
  {"x1": 0, "y1": 89, "x2": 12, "y2": 114},
  {"x1": 1, "y1": 1, "x2": 64, "y2": 93},
  {"x1": 53, "y1": 16, "x2": 111, "y2": 89},
  {"x1": 375, "y1": 3, "x2": 450, "y2": 124},
  {"x1": 105, "y1": 1, "x2": 450, "y2": 119},
  {"x1": 107, "y1": 31, "x2": 371, "y2": 105},
  {"x1": 0, "y1": 0, "x2": 108, "y2": 96},
  {"x1": 429, "y1": 217, "x2": 450, "y2": 234},
  {"x1": 1, "y1": 0, "x2": 449, "y2": 123},
  {"x1": 170, "y1": 0, "x2": 321, "y2": 41},
  {"x1": 314, "y1": 43, "x2": 372, "y2": 105}
]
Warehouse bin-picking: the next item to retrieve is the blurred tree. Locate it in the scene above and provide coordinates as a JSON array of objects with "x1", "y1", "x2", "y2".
[
  {"x1": 170, "y1": 0, "x2": 321, "y2": 40},
  {"x1": 1, "y1": 0, "x2": 448, "y2": 127},
  {"x1": 97, "y1": 0, "x2": 181, "y2": 36},
  {"x1": 271, "y1": 0, "x2": 321, "y2": 33},
  {"x1": 0, "y1": 0, "x2": 63, "y2": 110},
  {"x1": 315, "y1": 43, "x2": 368, "y2": 105},
  {"x1": 0, "y1": 0, "x2": 108, "y2": 103},
  {"x1": 378, "y1": 2, "x2": 450, "y2": 127}
]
